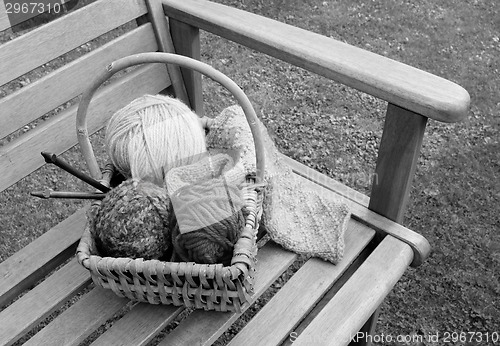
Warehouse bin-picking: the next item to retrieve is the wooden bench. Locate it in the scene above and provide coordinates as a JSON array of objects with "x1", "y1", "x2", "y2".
[{"x1": 0, "y1": 0, "x2": 470, "y2": 345}]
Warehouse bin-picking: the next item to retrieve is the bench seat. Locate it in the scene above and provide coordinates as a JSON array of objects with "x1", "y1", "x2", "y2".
[{"x1": 0, "y1": 157, "x2": 419, "y2": 346}]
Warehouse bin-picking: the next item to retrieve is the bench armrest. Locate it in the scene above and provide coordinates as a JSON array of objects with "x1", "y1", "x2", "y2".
[{"x1": 162, "y1": 0, "x2": 470, "y2": 122}]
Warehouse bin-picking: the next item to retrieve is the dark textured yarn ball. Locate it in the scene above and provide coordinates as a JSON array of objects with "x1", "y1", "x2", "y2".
[{"x1": 90, "y1": 179, "x2": 172, "y2": 260}]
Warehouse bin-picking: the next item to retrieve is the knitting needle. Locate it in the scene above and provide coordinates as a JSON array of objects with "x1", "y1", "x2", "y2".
[
  {"x1": 41, "y1": 151, "x2": 110, "y2": 193},
  {"x1": 31, "y1": 190, "x2": 106, "y2": 200}
]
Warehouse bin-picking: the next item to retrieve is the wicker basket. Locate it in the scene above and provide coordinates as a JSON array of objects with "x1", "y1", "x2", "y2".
[{"x1": 75, "y1": 53, "x2": 265, "y2": 312}]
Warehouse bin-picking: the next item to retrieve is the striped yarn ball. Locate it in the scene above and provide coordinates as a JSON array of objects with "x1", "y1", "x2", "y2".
[{"x1": 170, "y1": 178, "x2": 246, "y2": 265}]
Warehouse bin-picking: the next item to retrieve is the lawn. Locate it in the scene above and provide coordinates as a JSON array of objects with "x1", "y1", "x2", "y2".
[{"x1": 1, "y1": 0, "x2": 499, "y2": 345}]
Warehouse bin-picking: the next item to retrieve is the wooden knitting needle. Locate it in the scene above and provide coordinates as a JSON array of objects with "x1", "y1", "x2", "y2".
[
  {"x1": 41, "y1": 151, "x2": 110, "y2": 193},
  {"x1": 31, "y1": 190, "x2": 106, "y2": 200}
]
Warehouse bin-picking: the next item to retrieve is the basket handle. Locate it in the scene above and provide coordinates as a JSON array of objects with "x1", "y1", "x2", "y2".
[{"x1": 76, "y1": 52, "x2": 265, "y2": 183}]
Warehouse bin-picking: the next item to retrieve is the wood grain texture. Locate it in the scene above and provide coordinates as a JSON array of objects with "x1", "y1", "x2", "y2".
[
  {"x1": 144, "y1": 0, "x2": 190, "y2": 104},
  {"x1": 0, "y1": 63, "x2": 171, "y2": 193},
  {"x1": 280, "y1": 239, "x2": 373, "y2": 346},
  {"x1": 350, "y1": 199, "x2": 429, "y2": 267},
  {"x1": 349, "y1": 309, "x2": 381, "y2": 346},
  {"x1": 169, "y1": 18, "x2": 204, "y2": 114},
  {"x1": 162, "y1": 0, "x2": 469, "y2": 123},
  {"x1": 156, "y1": 242, "x2": 298, "y2": 346},
  {"x1": 369, "y1": 104, "x2": 428, "y2": 223},
  {"x1": 282, "y1": 155, "x2": 370, "y2": 207},
  {"x1": 0, "y1": 0, "x2": 148, "y2": 86},
  {"x1": 23, "y1": 287, "x2": 129, "y2": 346},
  {"x1": 0, "y1": 207, "x2": 88, "y2": 308},
  {"x1": 0, "y1": 1, "x2": 8, "y2": 32},
  {"x1": 227, "y1": 221, "x2": 375, "y2": 346},
  {"x1": 0, "y1": 259, "x2": 90, "y2": 346},
  {"x1": 90, "y1": 304, "x2": 184, "y2": 346},
  {"x1": 0, "y1": 24, "x2": 158, "y2": 139},
  {"x1": 292, "y1": 236, "x2": 413, "y2": 346},
  {"x1": 283, "y1": 156, "x2": 429, "y2": 267},
  {"x1": 0, "y1": 0, "x2": 75, "y2": 31}
]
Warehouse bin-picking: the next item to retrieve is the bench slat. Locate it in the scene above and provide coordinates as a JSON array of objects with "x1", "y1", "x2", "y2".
[
  {"x1": 90, "y1": 304, "x2": 184, "y2": 346},
  {"x1": 0, "y1": 24, "x2": 158, "y2": 139},
  {"x1": 20, "y1": 242, "x2": 294, "y2": 346},
  {"x1": 0, "y1": 63, "x2": 171, "y2": 193},
  {"x1": 0, "y1": 207, "x2": 87, "y2": 308},
  {"x1": 23, "y1": 287, "x2": 129, "y2": 346},
  {"x1": 344, "y1": 198, "x2": 429, "y2": 267},
  {"x1": 0, "y1": 0, "x2": 148, "y2": 86},
  {"x1": 227, "y1": 221, "x2": 375, "y2": 346},
  {"x1": 0, "y1": 259, "x2": 90, "y2": 346},
  {"x1": 144, "y1": 0, "x2": 190, "y2": 105},
  {"x1": 292, "y1": 235, "x2": 413, "y2": 345},
  {"x1": 0, "y1": 1, "x2": 8, "y2": 32},
  {"x1": 0, "y1": 0, "x2": 74, "y2": 31},
  {"x1": 157, "y1": 242, "x2": 298, "y2": 346},
  {"x1": 281, "y1": 155, "x2": 370, "y2": 207}
]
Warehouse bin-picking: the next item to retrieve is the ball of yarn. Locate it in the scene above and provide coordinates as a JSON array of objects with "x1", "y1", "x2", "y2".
[
  {"x1": 105, "y1": 94, "x2": 207, "y2": 186},
  {"x1": 170, "y1": 179, "x2": 246, "y2": 265},
  {"x1": 89, "y1": 179, "x2": 172, "y2": 260}
]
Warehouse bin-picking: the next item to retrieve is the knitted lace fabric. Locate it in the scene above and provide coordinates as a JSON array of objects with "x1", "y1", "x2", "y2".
[
  {"x1": 206, "y1": 106, "x2": 257, "y2": 175},
  {"x1": 207, "y1": 105, "x2": 351, "y2": 264}
]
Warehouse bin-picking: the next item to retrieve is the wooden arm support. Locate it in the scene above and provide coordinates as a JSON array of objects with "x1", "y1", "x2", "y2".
[{"x1": 162, "y1": 0, "x2": 470, "y2": 123}]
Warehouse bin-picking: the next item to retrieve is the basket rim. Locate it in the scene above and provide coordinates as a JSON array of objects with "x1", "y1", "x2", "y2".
[{"x1": 77, "y1": 225, "x2": 257, "y2": 279}]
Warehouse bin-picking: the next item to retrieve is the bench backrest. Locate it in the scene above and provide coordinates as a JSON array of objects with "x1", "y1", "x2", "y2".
[{"x1": 0, "y1": 0, "x2": 184, "y2": 196}]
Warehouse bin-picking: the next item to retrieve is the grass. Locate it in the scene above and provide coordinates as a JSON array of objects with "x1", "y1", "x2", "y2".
[{"x1": 1, "y1": 0, "x2": 499, "y2": 345}]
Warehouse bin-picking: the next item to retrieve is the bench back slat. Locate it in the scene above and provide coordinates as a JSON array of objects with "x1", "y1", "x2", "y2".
[
  {"x1": 0, "y1": 24, "x2": 158, "y2": 139},
  {"x1": 0, "y1": 0, "x2": 76, "y2": 32},
  {"x1": 0, "y1": 63, "x2": 170, "y2": 193},
  {"x1": 0, "y1": 1, "x2": 9, "y2": 32},
  {"x1": 0, "y1": 0, "x2": 148, "y2": 86},
  {"x1": 0, "y1": 207, "x2": 87, "y2": 309}
]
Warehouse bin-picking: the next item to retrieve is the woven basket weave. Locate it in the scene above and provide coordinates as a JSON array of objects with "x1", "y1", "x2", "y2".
[{"x1": 75, "y1": 53, "x2": 265, "y2": 312}]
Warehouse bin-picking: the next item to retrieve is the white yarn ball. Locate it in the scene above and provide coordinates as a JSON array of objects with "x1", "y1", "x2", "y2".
[{"x1": 105, "y1": 94, "x2": 207, "y2": 185}]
